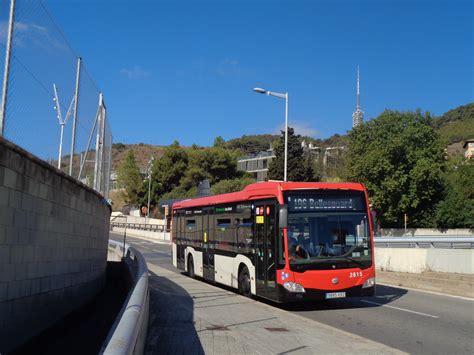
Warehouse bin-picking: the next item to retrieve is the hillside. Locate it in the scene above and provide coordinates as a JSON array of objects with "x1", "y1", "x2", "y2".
[
  {"x1": 112, "y1": 143, "x2": 166, "y2": 171},
  {"x1": 225, "y1": 134, "x2": 279, "y2": 155},
  {"x1": 224, "y1": 133, "x2": 350, "y2": 156},
  {"x1": 110, "y1": 103, "x2": 473, "y2": 171},
  {"x1": 433, "y1": 103, "x2": 474, "y2": 145}
]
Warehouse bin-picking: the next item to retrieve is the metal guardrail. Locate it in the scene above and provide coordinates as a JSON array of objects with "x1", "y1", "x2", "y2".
[
  {"x1": 103, "y1": 240, "x2": 149, "y2": 355},
  {"x1": 374, "y1": 236, "x2": 474, "y2": 249},
  {"x1": 111, "y1": 222, "x2": 167, "y2": 233}
]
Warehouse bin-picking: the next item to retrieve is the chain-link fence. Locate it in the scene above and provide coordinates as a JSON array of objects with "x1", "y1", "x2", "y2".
[{"x1": 0, "y1": 0, "x2": 112, "y2": 199}]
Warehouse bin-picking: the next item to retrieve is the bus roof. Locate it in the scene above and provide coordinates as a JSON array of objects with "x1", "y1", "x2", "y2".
[{"x1": 172, "y1": 181, "x2": 366, "y2": 210}]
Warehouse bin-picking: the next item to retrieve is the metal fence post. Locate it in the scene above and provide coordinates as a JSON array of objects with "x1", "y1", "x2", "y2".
[
  {"x1": 100, "y1": 99, "x2": 107, "y2": 195},
  {"x1": 0, "y1": 0, "x2": 16, "y2": 136},
  {"x1": 93, "y1": 93, "x2": 103, "y2": 191},
  {"x1": 105, "y1": 131, "x2": 112, "y2": 200},
  {"x1": 69, "y1": 57, "x2": 82, "y2": 175}
]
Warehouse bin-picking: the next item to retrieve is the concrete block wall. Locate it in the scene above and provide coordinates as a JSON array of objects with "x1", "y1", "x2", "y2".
[
  {"x1": 375, "y1": 248, "x2": 474, "y2": 274},
  {"x1": 0, "y1": 137, "x2": 111, "y2": 352}
]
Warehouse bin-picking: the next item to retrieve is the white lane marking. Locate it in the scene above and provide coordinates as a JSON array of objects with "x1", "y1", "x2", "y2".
[
  {"x1": 361, "y1": 300, "x2": 439, "y2": 319},
  {"x1": 378, "y1": 282, "x2": 474, "y2": 301}
]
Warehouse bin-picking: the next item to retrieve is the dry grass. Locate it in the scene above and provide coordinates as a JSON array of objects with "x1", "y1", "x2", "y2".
[
  {"x1": 109, "y1": 189, "x2": 128, "y2": 211},
  {"x1": 112, "y1": 144, "x2": 166, "y2": 171}
]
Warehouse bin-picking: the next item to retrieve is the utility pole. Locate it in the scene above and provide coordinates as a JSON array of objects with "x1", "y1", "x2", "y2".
[
  {"x1": 146, "y1": 156, "x2": 154, "y2": 224},
  {"x1": 0, "y1": 0, "x2": 16, "y2": 136},
  {"x1": 253, "y1": 87, "x2": 289, "y2": 181}
]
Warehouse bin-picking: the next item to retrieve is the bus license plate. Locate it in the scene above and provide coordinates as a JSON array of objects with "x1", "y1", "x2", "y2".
[{"x1": 325, "y1": 292, "x2": 346, "y2": 299}]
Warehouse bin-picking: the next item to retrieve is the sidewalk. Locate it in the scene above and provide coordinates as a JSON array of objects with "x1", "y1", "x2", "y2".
[{"x1": 144, "y1": 263, "x2": 405, "y2": 355}]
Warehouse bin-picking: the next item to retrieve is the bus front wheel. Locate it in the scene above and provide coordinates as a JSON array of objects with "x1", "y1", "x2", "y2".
[{"x1": 238, "y1": 265, "x2": 251, "y2": 297}]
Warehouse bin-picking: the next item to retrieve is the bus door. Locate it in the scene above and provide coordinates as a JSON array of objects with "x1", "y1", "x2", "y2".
[
  {"x1": 254, "y1": 201, "x2": 277, "y2": 299},
  {"x1": 202, "y1": 211, "x2": 215, "y2": 281},
  {"x1": 177, "y1": 214, "x2": 185, "y2": 270}
]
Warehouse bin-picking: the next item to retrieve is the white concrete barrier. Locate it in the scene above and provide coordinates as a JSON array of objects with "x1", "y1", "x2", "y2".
[
  {"x1": 375, "y1": 248, "x2": 474, "y2": 274},
  {"x1": 111, "y1": 226, "x2": 171, "y2": 243},
  {"x1": 104, "y1": 240, "x2": 149, "y2": 355},
  {"x1": 379, "y1": 228, "x2": 473, "y2": 237},
  {"x1": 111, "y1": 214, "x2": 166, "y2": 226}
]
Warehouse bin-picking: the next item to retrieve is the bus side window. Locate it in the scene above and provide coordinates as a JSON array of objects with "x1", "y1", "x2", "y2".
[
  {"x1": 216, "y1": 217, "x2": 232, "y2": 251},
  {"x1": 236, "y1": 218, "x2": 253, "y2": 251},
  {"x1": 196, "y1": 214, "x2": 203, "y2": 243},
  {"x1": 186, "y1": 218, "x2": 197, "y2": 243}
]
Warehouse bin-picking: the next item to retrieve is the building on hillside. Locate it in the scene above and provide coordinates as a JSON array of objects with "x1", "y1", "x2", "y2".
[
  {"x1": 301, "y1": 140, "x2": 345, "y2": 167},
  {"x1": 352, "y1": 66, "x2": 364, "y2": 128},
  {"x1": 301, "y1": 140, "x2": 322, "y2": 156},
  {"x1": 237, "y1": 146, "x2": 275, "y2": 181},
  {"x1": 110, "y1": 171, "x2": 119, "y2": 190},
  {"x1": 463, "y1": 139, "x2": 474, "y2": 159},
  {"x1": 323, "y1": 146, "x2": 345, "y2": 167}
]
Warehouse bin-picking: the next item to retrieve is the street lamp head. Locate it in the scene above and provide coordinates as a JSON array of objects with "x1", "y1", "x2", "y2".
[{"x1": 253, "y1": 87, "x2": 267, "y2": 94}]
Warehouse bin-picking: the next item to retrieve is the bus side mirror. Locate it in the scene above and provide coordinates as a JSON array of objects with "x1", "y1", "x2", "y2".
[{"x1": 279, "y1": 205, "x2": 288, "y2": 229}]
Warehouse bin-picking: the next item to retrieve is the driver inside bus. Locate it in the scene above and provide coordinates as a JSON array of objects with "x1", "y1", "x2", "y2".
[{"x1": 288, "y1": 228, "x2": 308, "y2": 260}]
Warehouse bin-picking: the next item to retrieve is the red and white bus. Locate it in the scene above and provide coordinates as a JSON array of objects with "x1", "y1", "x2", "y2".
[{"x1": 171, "y1": 181, "x2": 376, "y2": 302}]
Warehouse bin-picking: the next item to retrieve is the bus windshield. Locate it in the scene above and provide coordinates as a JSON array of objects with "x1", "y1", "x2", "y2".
[
  {"x1": 288, "y1": 212, "x2": 370, "y2": 260},
  {"x1": 284, "y1": 191, "x2": 372, "y2": 268}
]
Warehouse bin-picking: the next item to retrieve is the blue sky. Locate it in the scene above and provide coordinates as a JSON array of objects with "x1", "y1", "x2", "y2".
[{"x1": 11, "y1": 0, "x2": 474, "y2": 147}]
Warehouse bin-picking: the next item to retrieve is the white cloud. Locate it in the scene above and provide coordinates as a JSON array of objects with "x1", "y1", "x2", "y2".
[
  {"x1": 0, "y1": 21, "x2": 66, "y2": 50},
  {"x1": 273, "y1": 120, "x2": 320, "y2": 138},
  {"x1": 120, "y1": 66, "x2": 150, "y2": 79}
]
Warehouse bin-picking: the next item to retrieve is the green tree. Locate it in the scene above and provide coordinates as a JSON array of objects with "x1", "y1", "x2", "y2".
[
  {"x1": 211, "y1": 177, "x2": 256, "y2": 195},
  {"x1": 180, "y1": 166, "x2": 208, "y2": 191},
  {"x1": 213, "y1": 136, "x2": 226, "y2": 147},
  {"x1": 268, "y1": 127, "x2": 311, "y2": 181},
  {"x1": 435, "y1": 158, "x2": 474, "y2": 228},
  {"x1": 304, "y1": 153, "x2": 320, "y2": 182},
  {"x1": 346, "y1": 110, "x2": 445, "y2": 227},
  {"x1": 190, "y1": 147, "x2": 241, "y2": 184},
  {"x1": 151, "y1": 141, "x2": 189, "y2": 196},
  {"x1": 225, "y1": 134, "x2": 278, "y2": 154},
  {"x1": 117, "y1": 150, "x2": 143, "y2": 205}
]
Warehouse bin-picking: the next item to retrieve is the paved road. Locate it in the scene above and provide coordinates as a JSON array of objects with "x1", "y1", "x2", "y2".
[{"x1": 111, "y1": 233, "x2": 474, "y2": 354}]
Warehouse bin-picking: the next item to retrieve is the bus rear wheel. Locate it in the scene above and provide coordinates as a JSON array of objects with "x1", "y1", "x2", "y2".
[
  {"x1": 188, "y1": 255, "x2": 195, "y2": 279},
  {"x1": 238, "y1": 265, "x2": 251, "y2": 297}
]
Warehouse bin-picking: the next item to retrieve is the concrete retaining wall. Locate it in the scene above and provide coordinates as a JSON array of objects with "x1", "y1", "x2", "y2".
[
  {"x1": 375, "y1": 248, "x2": 474, "y2": 274},
  {"x1": 0, "y1": 137, "x2": 111, "y2": 352}
]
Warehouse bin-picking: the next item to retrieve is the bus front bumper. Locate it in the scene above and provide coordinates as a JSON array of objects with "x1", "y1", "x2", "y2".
[{"x1": 276, "y1": 284, "x2": 376, "y2": 302}]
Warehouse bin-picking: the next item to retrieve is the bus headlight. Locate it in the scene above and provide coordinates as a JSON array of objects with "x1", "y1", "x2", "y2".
[
  {"x1": 283, "y1": 282, "x2": 305, "y2": 293},
  {"x1": 362, "y1": 277, "x2": 376, "y2": 288}
]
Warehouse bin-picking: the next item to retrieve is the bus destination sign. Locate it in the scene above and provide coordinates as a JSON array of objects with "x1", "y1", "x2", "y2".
[{"x1": 287, "y1": 196, "x2": 360, "y2": 211}]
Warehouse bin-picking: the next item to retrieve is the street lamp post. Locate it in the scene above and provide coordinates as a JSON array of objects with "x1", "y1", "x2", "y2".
[
  {"x1": 253, "y1": 87, "x2": 289, "y2": 181},
  {"x1": 145, "y1": 156, "x2": 154, "y2": 224}
]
